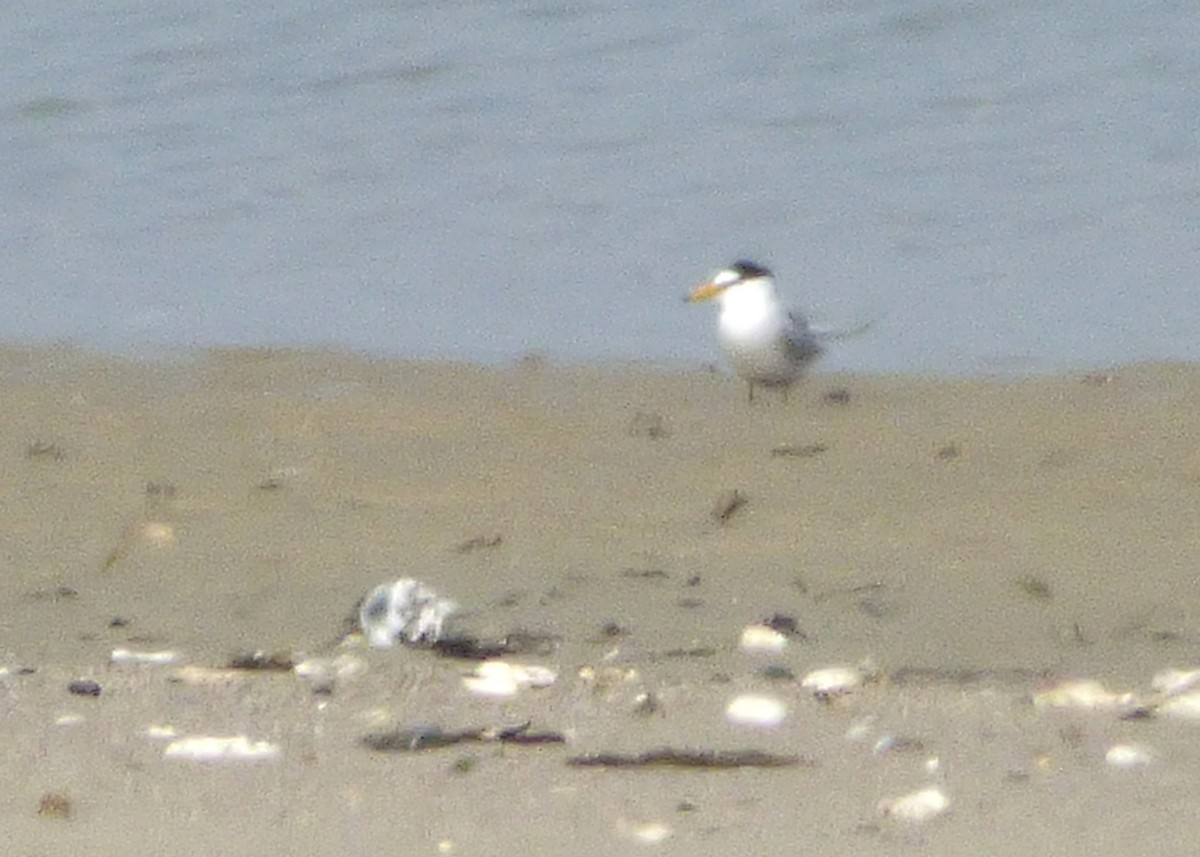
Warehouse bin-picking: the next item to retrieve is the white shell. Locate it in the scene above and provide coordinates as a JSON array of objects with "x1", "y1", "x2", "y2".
[
  {"x1": 110, "y1": 648, "x2": 180, "y2": 665},
  {"x1": 724, "y1": 693, "x2": 787, "y2": 728},
  {"x1": 1031, "y1": 678, "x2": 1131, "y2": 711},
  {"x1": 1105, "y1": 744, "x2": 1154, "y2": 768},
  {"x1": 878, "y1": 786, "x2": 950, "y2": 823},
  {"x1": 163, "y1": 735, "x2": 280, "y2": 762},
  {"x1": 359, "y1": 578, "x2": 457, "y2": 648},
  {"x1": 461, "y1": 660, "x2": 557, "y2": 698},
  {"x1": 616, "y1": 819, "x2": 673, "y2": 845},
  {"x1": 1150, "y1": 667, "x2": 1200, "y2": 696},
  {"x1": 801, "y1": 666, "x2": 863, "y2": 699},
  {"x1": 739, "y1": 624, "x2": 788, "y2": 654},
  {"x1": 1156, "y1": 690, "x2": 1200, "y2": 721},
  {"x1": 294, "y1": 653, "x2": 366, "y2": 684}
]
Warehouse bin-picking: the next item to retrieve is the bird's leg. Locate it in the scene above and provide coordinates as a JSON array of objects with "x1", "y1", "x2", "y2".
[{"x1": 747, "y1": 381, "x2": 756, "y2": 404}]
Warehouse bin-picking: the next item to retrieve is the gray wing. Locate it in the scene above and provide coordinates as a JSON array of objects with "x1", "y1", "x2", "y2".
[{"x1": 785, "y1": 309, "x2": 824, "y2": 362}]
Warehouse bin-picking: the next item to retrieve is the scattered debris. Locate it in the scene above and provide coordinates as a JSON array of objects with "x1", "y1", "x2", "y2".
[
  {"x1": 770, "y1": 443, "x2": 828, "y2": 458},
  {"x1": 26, "y1": 440, "x2": 66, "y2": 461},
  {"x1": 567, "y1": 749, "x2": 808, "y2": 769},
  {"x1": 431, "y1": 630, "x2": 559, "y2": 660},
  {"x1": 822, "y1": 388, "x2": 852, "y2": 405},
  {"x1": 23, "y1": 586, "x2": 79, "y2": 602},
  {"x1": 620, "y1": 568, "x2": 669, "y2": 580},
  {"x1": 37, "y1": 792, "x2": 72, "y2": 819},
  {"x1": 632, "y1": 692, "x2": 662, "y2": 716},
  {"x1": 890, "y1": 666, "x2": 1050, "y2": 687},
  {"x1": 1015, "y1": 576, "x2": 1053, "y2": 600},
  {"x1": 935, "y1": 443, "x2": 961, "y2": 460},
  {"x1": 710, "y1": 490, "x2": 747, "y2": 525},
  {"x1": 762, "y1": 613, "x2": 802, "y2": 636},
  {"x1": 362, "y1": 721, "x2": 566, "y2": 753},
  {"x1": 655, "y1": 647, "x2": 717, "y2": 660},
  {"x1": 225, "y1": 650, "x2": 296, "y2": 671},
  {"x1": 627, "y1": 411, "x2": 670, "y2": 440},
  {"x1": 454, "y1": 533, "x2": 504, "y2": 554},
  {"x1": 760, "y1": 665, "x2": 795, "y2": 681}
]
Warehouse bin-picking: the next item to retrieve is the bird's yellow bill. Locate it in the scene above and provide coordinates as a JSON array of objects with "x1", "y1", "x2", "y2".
[{"x1": 687, "y1": 281, "x2": 725, "y2": 302}]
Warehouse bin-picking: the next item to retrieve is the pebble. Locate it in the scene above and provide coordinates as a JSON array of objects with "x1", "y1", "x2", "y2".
[
  {"x1": 724, "y1": 693, "x2": 787, "y2": 728},
  {"x1": 66, "y1": 679, "x2": 101, "y2": 697},
  {"x1": 878, "y1": 786, "x2": 950, "y2": 823},
  {"x1": 163, "y1": 735, "x2": 281, "y2": 762}
]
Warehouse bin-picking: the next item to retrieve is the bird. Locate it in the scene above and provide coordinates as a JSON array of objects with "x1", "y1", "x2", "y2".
[{"x1": 687, "y1": 260, "x2": 826, "y2": 403}]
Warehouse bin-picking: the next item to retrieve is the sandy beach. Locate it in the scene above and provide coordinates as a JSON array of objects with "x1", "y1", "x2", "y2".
[{"x1": 4, "y1": 346, "x2": 1200, "y2": 855}]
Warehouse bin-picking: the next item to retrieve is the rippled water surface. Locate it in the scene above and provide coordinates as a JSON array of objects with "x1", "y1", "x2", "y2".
[{"x1": 4, "y1": 0, "x2": 1198, "y2": 374}]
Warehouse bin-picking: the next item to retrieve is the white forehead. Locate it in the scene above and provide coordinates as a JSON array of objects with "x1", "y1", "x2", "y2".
[{"x1": 712, "y1": 268, "x2": 741, "y2": 286}]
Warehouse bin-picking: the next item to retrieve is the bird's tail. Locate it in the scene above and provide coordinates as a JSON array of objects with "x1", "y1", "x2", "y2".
[{"x1": 811, "y1": 318, "x2": 878, "y2": 342}]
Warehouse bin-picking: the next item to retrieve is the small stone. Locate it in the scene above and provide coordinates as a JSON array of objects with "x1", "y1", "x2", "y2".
[{"x1": 67, "y1": 679, "x2": 101, "y2": 697}]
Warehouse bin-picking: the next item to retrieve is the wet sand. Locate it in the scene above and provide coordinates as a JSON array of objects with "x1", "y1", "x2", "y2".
[{"x1": 4, "y1": 346, "x2": 1200, "y2": 855}]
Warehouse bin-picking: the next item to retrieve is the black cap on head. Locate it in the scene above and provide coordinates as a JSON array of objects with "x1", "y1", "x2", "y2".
[{"x1": 730, "y1": 260, "x2": 773, "y2": 280}]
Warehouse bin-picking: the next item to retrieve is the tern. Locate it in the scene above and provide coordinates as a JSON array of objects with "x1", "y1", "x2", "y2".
[{"x1": 688, "y1": 260, "x2": 860, "y2": 403}]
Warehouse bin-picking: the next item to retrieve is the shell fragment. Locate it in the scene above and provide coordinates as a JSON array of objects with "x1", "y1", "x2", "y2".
[{"x1": 163, "y1": 735, "x2": 280, "y2": 762}]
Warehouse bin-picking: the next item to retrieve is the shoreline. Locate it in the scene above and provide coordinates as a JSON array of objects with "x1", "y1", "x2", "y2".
[{"x1": 5, "y1": 346, "x2": 1200, "y2": 854}]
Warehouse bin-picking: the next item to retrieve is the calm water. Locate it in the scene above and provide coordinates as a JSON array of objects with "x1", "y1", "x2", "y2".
[{"x1": 4, "y1": 0, "x2": 1198, "y2": 375}]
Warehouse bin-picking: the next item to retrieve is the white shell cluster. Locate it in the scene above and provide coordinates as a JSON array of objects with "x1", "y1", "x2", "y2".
[
  {"x1": 359, "y1": 578, "x2": 457, "y2": 648},
  {"x1": 1031, "y1": 668, "x2": 1200, "y2": 717},
  {"x1": 1031, "y1": 678, "x2": 1133, "y2": 711},
  {"x1": 461, "y1": 660, "x2": 557, "y2": 698}
]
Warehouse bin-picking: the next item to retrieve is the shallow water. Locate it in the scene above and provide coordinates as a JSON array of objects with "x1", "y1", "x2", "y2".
[{"x1": 4, "y1": 0, "x2": 1198, "y2": 374}]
